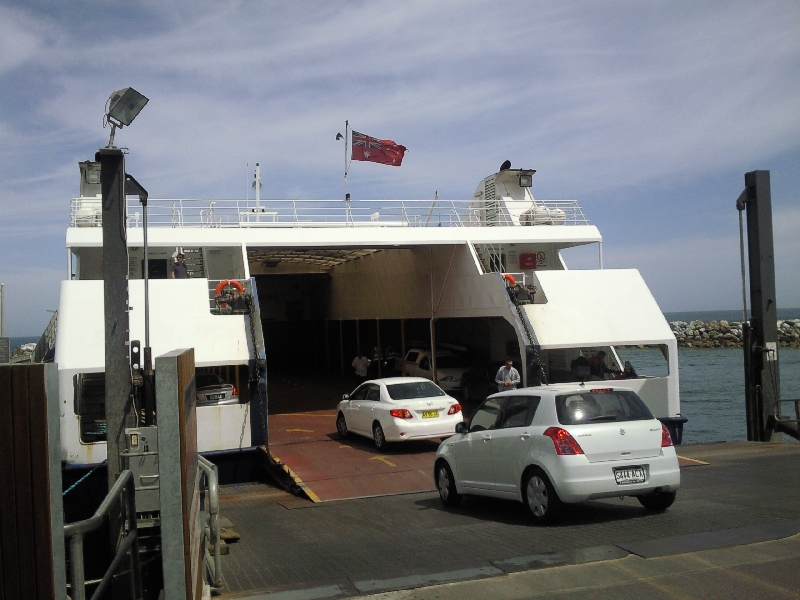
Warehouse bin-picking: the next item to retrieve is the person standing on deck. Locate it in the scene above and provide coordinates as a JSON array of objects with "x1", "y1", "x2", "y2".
[
  {"x1": 495, "y1": 360, "x2": 520, "y2": 392},
  {"x1": 170, "y1": 253, "x2": 190, "y2": 279}
]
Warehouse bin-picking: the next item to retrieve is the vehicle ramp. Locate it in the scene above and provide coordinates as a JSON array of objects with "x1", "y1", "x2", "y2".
[{"x1": 266, "y1": 411, "x2": 439, "y2": 502}]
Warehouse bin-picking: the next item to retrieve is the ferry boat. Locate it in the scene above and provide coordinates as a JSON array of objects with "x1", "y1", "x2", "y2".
[{"x1": 52, "y1": 161, "x2": 684, "y2": 467}]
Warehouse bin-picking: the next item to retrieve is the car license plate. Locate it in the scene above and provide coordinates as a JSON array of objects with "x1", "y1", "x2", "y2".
[
  {"x1": 613, "y1": 466, "x2": 646, "y2": 485},
  {"x1": 208, "y1": 393, "x2": 225, "y2": 400},
  {"x1": 421, "y1": 411, "x2": 439, "y2": 419}
]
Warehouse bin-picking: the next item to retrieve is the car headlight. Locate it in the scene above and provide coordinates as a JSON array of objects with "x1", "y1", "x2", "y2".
[{"x1": 440, "y1": 376, "x2": 458, "y2": 382}]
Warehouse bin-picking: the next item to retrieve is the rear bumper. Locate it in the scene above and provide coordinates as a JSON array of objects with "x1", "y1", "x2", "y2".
[
  {"x1": 381, "y1": 414, "x2": 463, "y2": 442},
  {"x1": 543, "y1": 450, "x2": 681, "y2": 503}
]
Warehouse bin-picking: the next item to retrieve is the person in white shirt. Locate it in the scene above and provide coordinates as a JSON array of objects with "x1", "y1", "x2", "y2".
[
  {"x1": 495, "y1": 360, "x2": 521, "y2": 392},
  {"x1": 352, "y1": 352, "x2": 371, "y2": 383}
]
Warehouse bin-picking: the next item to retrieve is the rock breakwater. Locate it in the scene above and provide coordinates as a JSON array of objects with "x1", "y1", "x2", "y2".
[{"x1": 670, "y1": 319, "x2": 800, "y2": 348}]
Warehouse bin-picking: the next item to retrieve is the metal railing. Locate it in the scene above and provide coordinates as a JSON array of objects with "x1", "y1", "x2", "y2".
[
  {"x1": 70, "y1": 197, "x2": 589, "y2": 228},
  {"x1": 198, "y1": 455, "x2": 222, "y2": 590},
  {"x1": 34, "y1": 310, "x2": 57, "y2": 363},
  {"x1": 64, "y1": 470, "x2": 142, "y2": 600}
]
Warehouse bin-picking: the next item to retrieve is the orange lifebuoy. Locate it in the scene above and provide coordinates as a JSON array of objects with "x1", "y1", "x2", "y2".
[
  {"x1": 215, "y1": 279, "x2": 245, "y2": 295},
  {"x1": 502, "y1": 273, "x2": 517, "y2": 286}
]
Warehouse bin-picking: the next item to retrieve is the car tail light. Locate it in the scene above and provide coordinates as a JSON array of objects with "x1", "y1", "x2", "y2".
[
  {"x1": 543, "y1": 427, "x2": 585, "y2": 455},
  {"x1": 591, "y1": 388, "x2": 613, "y2": 393},
  {"x1": 390, "y1": 409, "x2": 413, "y2": 419},
  {"x1": 661, "y1": 424, "x2": 674, "y2": 447},
  {"x1": 232, "y1": 387, "x2": 237, "y2": 396},
  {"x1": 447, "y1": 403, "x2": 462, "y2": 415}
]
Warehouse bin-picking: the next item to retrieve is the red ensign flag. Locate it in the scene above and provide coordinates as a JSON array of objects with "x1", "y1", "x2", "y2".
[{"x1": 351, "y1": 131, "x2": 407, "y2": 166}]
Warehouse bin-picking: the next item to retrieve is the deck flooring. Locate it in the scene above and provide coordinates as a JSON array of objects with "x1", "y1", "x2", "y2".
[{"x1": 217, "y1": 440, "x2": 800, "y2": 596}]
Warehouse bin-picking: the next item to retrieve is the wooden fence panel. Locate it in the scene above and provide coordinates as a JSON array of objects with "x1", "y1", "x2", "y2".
[{"x1": 0, "y1": 364, "x2": 58, "y2": 600}]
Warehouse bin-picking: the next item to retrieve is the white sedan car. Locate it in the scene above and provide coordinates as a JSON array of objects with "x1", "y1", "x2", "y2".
[
  {"x1": 434, "y1": 384, "x2": 680, "y2": 523},
  {"x1": 336, "y1": 377, "x2": 464, "y2": 450}
]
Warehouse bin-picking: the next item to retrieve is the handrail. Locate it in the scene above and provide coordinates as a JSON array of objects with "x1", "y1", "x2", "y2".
[
  {"x1": 34, "y1": 310, "x2": 58, "y2": 363},
  {"x1": 70, "y1": 197, "x2": 593, "y2": 229},
  {"x1": 198, "y1": 455, "x2": 222, "y2": 589},
  {"x1": 64, "y1": 469, "x2": 142, "y2": 600}
]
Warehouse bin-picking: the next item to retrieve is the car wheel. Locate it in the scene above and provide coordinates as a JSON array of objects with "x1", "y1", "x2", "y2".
[
  {"x1": 523, "y1": 469, "x2": 562, "y2": 523},
  {"x1": 436, "y1": 461, "x2": 462, "y2": 507},
  {"x1": 372, "y1": 422, "x2": 387, "y2": 450},
  {"x1": 336, "y1": 412, "x2": 349, "y2": 438},
  {"x1": 638, "y1": 490, "x2": 677, "y2": 512}
]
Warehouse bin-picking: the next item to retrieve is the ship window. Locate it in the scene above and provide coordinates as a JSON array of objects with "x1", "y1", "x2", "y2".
[{"x1": 74, "y1": 373, "x2": 106, "y2": 443}]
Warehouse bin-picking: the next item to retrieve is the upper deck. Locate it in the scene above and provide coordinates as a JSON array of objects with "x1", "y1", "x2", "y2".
[{"x1": 67, "y1": 196, "x2": 602, "y2": 249}]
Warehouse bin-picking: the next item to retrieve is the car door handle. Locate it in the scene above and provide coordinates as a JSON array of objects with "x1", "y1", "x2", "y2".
[
  {"x1": 481, "y1": 435, "x2": 492, "y2": 442},
  {"x1": 520, "y1": 432, "x2": 530, "y2": 440}
]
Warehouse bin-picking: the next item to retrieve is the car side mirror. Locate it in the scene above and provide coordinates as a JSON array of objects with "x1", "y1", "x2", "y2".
[
  {"x1": 455, "y1": 422, "x2": 468, "y2": 434},
  {"x1": 342, "y1": 394, "x2": 350, "y2": 401}
]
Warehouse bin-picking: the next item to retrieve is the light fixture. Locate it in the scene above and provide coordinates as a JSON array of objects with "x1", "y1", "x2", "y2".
[
  {"x1": 336, "y1": 132, "x2": 344, "y2": 140},
  {"x1": 519, "y1": 171, "x2": 535, "y2": 188},
  {"x1": 105, "y1": 87, "x2": 149, "y2": 147}
]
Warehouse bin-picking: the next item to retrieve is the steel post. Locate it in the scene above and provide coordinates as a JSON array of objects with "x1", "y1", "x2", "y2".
[
  {"x1": 69, "y1": 534, "x2": 85, "y2": 600},
  {"x1": 742, "y1": 170, "x2": 781, "y2": 441},
  {"x1": 97, "y1": 148, "x2": 134, "y2": 545}
]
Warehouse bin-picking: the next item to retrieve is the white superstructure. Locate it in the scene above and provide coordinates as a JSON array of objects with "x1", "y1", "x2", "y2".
[{"x1": 55, "y1": 162, "x2": 681, "y2": 465}]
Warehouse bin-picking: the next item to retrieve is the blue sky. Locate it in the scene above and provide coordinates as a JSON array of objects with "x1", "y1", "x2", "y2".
[{"x1": 1, "y1": 1, "x2": 798, "y2": 335}]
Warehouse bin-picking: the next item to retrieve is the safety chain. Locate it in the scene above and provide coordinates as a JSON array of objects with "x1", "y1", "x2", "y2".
[
  {"x1": 506, "y1": 282, "x2": 548, "y2": 385},
  {"x1": 245, "y1": 293, "x2": 268, "y2": 444},
  {"x1": 62, "y1": 460, "x2": 107, "y2": 497}
]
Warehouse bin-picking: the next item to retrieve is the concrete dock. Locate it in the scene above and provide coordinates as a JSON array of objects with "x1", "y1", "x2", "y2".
[{"x1": 216, "y1": 441, "x2": 800, "y2": 599}]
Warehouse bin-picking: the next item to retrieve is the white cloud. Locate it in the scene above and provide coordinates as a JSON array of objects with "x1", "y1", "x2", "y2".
[
  {"x1": 0, "y1": 4, "x2": 53, "y2": 74},
  {"x1": 1, "y1": 0, "x2": 799, "y2": 316},
  {"x1": 0, "y1": 266, "x2": 62, "y2": 336},
  {"x1": 564, "y1": 205, "x2": 800, "y2": 312}
]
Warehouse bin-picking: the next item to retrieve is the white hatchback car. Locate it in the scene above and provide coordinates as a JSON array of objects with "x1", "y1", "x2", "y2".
[
  {"x1": 434, "y1": 384, "x2": 680, "y2": 522},
  {"x1": 337, "y1": 377, "x2": 464, "y2": 450}
]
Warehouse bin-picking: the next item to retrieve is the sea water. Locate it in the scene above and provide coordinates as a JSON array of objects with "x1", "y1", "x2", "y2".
[
  {"x1": 617, "y1": 346, "x2": 800, "y2": 445},
  {"x1": 8, "y1": 337, "x2": 800, "y2": 445}
]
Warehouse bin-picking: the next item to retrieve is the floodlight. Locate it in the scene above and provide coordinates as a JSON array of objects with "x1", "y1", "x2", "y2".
[
  {"x1": 518, "y1": 170, "x2": 536, "y2": 188},
  {"x1": 104, "y1": 87, "x2": 149, "y2": 147}
]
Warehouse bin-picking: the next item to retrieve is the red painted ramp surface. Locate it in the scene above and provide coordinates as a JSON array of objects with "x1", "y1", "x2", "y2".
[
  {"x1": 268, "y1": 410, "x2": 439, "y2": 502},
  {"x1": 267, "y1": 411, "x2": 705, "y2": 502}
]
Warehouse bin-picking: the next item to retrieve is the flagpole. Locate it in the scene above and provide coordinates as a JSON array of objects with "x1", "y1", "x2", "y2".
[{"x1": 344, "y1": 120, "x2": 349, "y2": 196}]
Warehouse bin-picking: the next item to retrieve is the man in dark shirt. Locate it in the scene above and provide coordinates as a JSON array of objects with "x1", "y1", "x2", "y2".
[
  {"x1": 588, "y1": 350, "x2": 620, "y2": 380},
  {"x1": 170, "y1": 253, "x2": 189, "y2": 279}
]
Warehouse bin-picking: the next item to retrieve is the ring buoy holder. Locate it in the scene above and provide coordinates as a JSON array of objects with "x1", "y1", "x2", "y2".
[
  {"x1": 502, "y1": 273, "x2": 517, "y2": 286},
  {"x1": 215, "y1": 279, "x2": 245, "y2": 308}
]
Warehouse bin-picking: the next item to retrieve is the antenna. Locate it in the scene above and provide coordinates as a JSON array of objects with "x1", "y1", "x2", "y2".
[{"x1": 252, "y1": 163, "x2": 262, "y2": 211}]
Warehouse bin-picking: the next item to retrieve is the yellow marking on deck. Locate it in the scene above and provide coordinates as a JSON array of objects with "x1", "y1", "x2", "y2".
[
  {"x1": 370, "y1": 456, "x2": 397, "y2": 467},
  {"x1": 285, "y1": 428, "x2": 315, "y2": 433},
  {"x1": 678, "y1": 455, "x2": 710, "y2": 465},
  {"x1": 274, "y1": 412, "x2": 336, "y2": 417},
  {"x1": 269, "y1": 451, "x2": 322, "y2": 503},
  {"x1": 338, "y1": 445, "x2": 351, "y2": 449}
]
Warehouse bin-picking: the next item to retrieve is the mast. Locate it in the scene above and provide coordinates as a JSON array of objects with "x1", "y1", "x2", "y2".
[{"x1": 254, "y1": 163, "x2": 261, "y2": 211}]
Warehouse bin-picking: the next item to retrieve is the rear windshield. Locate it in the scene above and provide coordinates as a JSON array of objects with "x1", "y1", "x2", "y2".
[
  {"x1": 556, "y1": 390, "x2": 654, "y2": 425},
  {"x1": 436, "y1": 356, "x2": 469, "y2": 369},
  {"x1": 196, "y1": 373, "x2": 223, "y2": 388},
  {"x1": 386, "y1": 381, "x2": 446, "y2": 400}
]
